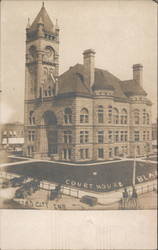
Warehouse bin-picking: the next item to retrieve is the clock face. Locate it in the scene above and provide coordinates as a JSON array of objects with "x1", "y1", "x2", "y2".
[{"x1": 45, "y1": 46, "x2": 54, "y2": 58}]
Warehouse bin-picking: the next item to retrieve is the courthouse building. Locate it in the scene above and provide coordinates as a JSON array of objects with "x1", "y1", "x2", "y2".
[{"x1": 24, "y1": 4, "x2": 153, "y2": 161}]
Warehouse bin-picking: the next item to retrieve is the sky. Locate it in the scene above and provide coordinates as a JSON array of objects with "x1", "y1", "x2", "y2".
[{"x1": 0, "y1": 0, "x2": 157, "y2": 123}]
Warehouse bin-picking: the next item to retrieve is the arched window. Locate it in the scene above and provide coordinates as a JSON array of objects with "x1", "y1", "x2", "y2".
[
  {"x1": 64, "y1": 108, "x2": 72, "y2": 124},
  {"x1": 80, "y1": 108, "x2": 89, "y2": 123},
  {"x1": 113, "y1": 108, "x2": 119, "y2": 124},
  {"x1": 121, "y1": 109, "x2": 128, "y2": 124},
  {"x1": 98, "y1": 105, "x2": 104, "y2": 123},
  {"x1": 133, "y1": 109, "x2": 140, "y2": 124},
  {"x1": 108, "y1": 105, "x2": 112, "y2": 123}
]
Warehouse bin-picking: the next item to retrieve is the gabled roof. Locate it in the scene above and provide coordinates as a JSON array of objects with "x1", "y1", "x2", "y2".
[
  {"x1": 120, "y1": 80, "x2": 147, "y2": 97},
  {"x1": 30, "y1": 4, "x2": 54, "y2": 33},
  {"x1": 58, "y1": 64, "x2": 127, "y2": 99}
]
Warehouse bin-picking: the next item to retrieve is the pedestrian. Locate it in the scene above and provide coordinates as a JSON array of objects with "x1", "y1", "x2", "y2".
[
  {"x1": 131, "y1": 186, "x2": 138, "y2": 208},
  {"x1": 122, "y1": 187, "x2": 129, "y2": 209}
]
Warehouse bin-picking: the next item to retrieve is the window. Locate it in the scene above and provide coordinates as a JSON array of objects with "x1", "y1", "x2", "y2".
[
  {"x1": 80, "y1": 148, "x2": 89, "y2": 159},
  {"x1": 113, "y1": 108, "x2": 119, "y2": 124},
  {"x1": 120, "y1": 131, "x2": 124, "y2": 142},
  {"x1": 80, "y1": 131, "x2": 89, "y2": 144},
  {"x1": 28, "y1": 146, "x2": 34, "y2": 156},
  {"x1": 98, "y1": 148, "x2": 104, "y2": 159},
  {"x1": 147, "y1": 131, "x2": 150, "y2": 140},
  {"x1": 108, "y1": 131, "x2": 113, "y2": 143},
  {"x1": 29, "y1": 111, "x2": 35, "y2": 125},
  {"x1": 50, "y1": 146, "x2": 57, "y2": 154},
  {"x1": 64, "y1": 131, "x2": 72, "y2": 144},
  {"x1": 80, "y1": 108, "x2": 89, "y2": 123},
  {"x1": 98, "y1": 131, "x2": 104, "y2": 144},
  {"x1": 120, "y1": 109, "x2": 128, "y2": 124},
  {"x1": 13, "y1": 131, "x2": 16, "y2": 136},
  {"x1": 122, "y1": 146, "x2": 128, "y2": 155},
  {"x1": 120, "y1": 131, "x2": 128, "y2": 142},
  {"x1": 64, "y1": 108, "x2": 72, "y2": 124},
  {"x1": 9, "y1": 131, "x2": 13, "y2": 136},
  {"x1": 109, "y1": 148, "x2": 113, "y2": 158},
  {"x1": 114, "y1": 131, "x2": 119, "y2": 142},
  {"x1": 85, "y1": 149, "x2": 89, "y2": 159},
  {"x1": 124, "y1": 131, "x2": 128, "y2": 142},
  {"x1": 3, "y1": 131, "x2": 7, "y2": 136},
  {"x1": 146, "y1": 113, "x2": 149, "y2": 125},
  {"x1": 143, "y1": 109, "x2": 146, "y2": 124},
  {"x1": 114, "y1": 147, "x2": 119, "y2": 156},
  {"x1": 108, "y1": 105, "x2": 113, "y2": 123},
  {"x1": 134, "y1": 110, "x2": 140, "y2": 124},
  {"x1": 134, "y1": 131, "x2": 140, "y2": 141},
  {"x1": 28, "y1": 131, "x2": 35, "y2": 141},
  {"x1": 48, "y1": 86, "x2": 51, "y2": 96},
  {"x1": 98, "y1": 105, "x2": 104, "y2": 123},
  {"x1": 64, "y1": 149, "x2": 72, "y2": 160},
  {"x1": 143, "y1": 110, "x2": 150, "y2": 125},
  {"x1": 143, "y1": 131, "x2": 146, "y2": 141},
  {"x1": 80, "y1": 149, "x2": 84, "y2": 159}
]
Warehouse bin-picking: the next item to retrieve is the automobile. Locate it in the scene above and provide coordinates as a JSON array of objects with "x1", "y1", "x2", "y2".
[
  {"x1": 9, "y1": 176, "x2": 27, "y2": 187},
  {"x1": 0, "y1": 178, "x2": 10, "y2": 188},
  {"x1": 15, "y1": 187, "x2": 29, "y2": 199},
  {"x1": 14, "y1": 180, "x2": 39, "y2": 199},
  {"x1": 22, "y1": 180, "x2": 40, "y2": 194}
]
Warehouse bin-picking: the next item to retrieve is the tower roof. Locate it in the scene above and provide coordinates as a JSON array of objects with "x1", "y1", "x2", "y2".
[{"x1": 30, "y1": 3, "x2": 54, "y2": 33}]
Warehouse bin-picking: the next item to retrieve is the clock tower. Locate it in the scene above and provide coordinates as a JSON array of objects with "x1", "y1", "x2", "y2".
[{"x1": 24, "y1": 3, "x2": 59, "y2": 157}]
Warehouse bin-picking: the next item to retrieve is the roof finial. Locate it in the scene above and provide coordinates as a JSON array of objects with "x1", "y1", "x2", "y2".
[
  {"x1": 55, "y1": 19, "x2": 59, "y2": 30},
  {"x1": 26, "y1": 17, "x2": 30, "y2": 29},
  {"x1": 42, "y1": 2, "x2": 44, "y2": 7}
]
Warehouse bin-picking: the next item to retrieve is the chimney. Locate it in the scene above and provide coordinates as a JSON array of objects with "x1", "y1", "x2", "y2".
[
  {"x1": 83, "y1": 49, "x2": 95, "y2": 89},
  {"x1": 133, "y1": 64, "x2": 143, "y2": 87}
]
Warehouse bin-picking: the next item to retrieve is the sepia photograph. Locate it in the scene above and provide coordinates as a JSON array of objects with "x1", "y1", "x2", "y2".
[{"x1": 0, "y1": 0, "x2": 157, "y2": 212}]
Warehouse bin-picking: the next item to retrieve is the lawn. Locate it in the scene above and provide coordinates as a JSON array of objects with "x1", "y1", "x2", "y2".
[{"x1": 5, "y1": 160, "x2": 157, "y2": 192}]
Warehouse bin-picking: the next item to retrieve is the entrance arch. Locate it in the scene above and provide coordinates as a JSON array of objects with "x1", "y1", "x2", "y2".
[{"x1": 39, "y1": 110, "x2": 58, "y2": 157}]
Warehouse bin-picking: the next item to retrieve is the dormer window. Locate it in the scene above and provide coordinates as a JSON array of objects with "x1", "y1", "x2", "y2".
[{"x1": 80, "y1": 108, "x2": 89, "y2": 123}]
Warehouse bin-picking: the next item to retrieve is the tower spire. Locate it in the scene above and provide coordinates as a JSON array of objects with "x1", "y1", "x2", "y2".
[{"x1": 42, "y1": 2, "x2": 44, "y2": 7}]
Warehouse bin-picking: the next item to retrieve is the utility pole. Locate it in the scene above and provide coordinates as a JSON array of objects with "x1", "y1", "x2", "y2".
[{"x1": 132, "y1": 144, "x2": 136, "y2": 186}]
